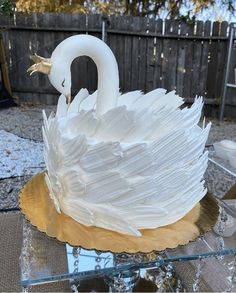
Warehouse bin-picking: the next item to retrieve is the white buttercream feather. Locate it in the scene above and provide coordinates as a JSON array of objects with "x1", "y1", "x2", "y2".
[
  {"x1": 43, "y1": 92, "x2": 210, "y2": 236},
  {"x1": 68, "y1": 88, "x2": 89, "y2": 114}
]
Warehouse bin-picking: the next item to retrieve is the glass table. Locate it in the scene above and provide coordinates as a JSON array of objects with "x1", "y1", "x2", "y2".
[
  {"x1": 20, "y1": 214, "x2": 236, "y2": 291},
  {"x1": 208, "y1": 147, "x2": 236, "y2": 179},
  {"x1": 20, "y1": 149, "x2": 236, "y2": 292}
]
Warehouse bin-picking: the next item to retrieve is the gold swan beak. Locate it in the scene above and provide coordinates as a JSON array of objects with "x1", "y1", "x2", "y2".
[
  {"x1": 27, "y1": 53, "x2": 52, "y2": 75},
  {"x1": 66, "y1": 94, "x2": 71, "y2": 104}
]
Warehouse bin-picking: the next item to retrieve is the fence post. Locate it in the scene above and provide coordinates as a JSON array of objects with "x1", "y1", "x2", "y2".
[
  {"x1": 101, "y1": 14, "x2": 108, "y2": 43},
  {"x1": 0, "y1": 30, "x2": 12, "y2": 95},
  {"x1": 219, "y1": 23, "x2": 236, "y2": 121}
]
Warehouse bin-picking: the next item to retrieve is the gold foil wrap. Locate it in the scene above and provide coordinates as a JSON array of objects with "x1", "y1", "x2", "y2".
[{"x1": 19, "y1": 173, "x2": 219, "y2": 253}]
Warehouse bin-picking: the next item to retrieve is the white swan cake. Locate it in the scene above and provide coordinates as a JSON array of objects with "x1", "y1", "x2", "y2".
[{"x1": 28, "y1": 35, "x2": 211, "y2": 236}]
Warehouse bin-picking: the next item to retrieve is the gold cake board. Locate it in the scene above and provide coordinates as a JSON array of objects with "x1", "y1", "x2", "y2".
[{"x1": 19, "y1": 173, "x2": 219, "y2": 253}]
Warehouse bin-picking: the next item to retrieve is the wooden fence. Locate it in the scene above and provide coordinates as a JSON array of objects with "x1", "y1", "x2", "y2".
[{"x1": 0, "y1": 13, "x2": 235, "y2": 111}]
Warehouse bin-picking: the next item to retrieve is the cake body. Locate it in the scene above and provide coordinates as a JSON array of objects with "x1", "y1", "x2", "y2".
[
  {"x1": 28, "y1": 34, "x2": 210, "y2": 237},
  {"x1": 43, "y1": 89, "x2": 210, "y2": 237}
]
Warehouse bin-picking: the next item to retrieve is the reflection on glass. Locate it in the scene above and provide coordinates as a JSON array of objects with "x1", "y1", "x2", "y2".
[{"x1": 21, "y1": 202, "x2": 236, "y2": 291}]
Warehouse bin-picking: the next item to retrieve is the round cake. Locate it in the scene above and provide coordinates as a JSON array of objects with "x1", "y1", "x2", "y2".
[{"x1": 28, "y1": 35, "x2": 211, "y2": 236}]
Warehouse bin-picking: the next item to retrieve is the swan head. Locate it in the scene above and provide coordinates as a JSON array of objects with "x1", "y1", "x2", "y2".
[
  {"x1": 27, "y1": 53, "x2": 71, "y2": 101},
  {"x1": 48, "y1": 60, "x2": 71, "y2": 99},
  {"x1": 28, "y1": 34, "x2": 120, "y2": 110}
]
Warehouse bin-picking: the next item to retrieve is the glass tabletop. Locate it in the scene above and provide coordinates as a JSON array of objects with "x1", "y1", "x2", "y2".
[
  {"x1": 208, "y1": 148, "x2": 236, "y2": 178},
  {"x1": 20, "y1": 207, "x2": 236, "y2": 290}
]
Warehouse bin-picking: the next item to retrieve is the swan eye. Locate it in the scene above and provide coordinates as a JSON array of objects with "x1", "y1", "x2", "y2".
[{"x1": 62, "y1": 78, "x2": 65, "y2": 87}]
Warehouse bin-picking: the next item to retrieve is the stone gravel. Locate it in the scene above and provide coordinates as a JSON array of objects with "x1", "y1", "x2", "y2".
[
  {"x1": 205, "y1": 118, "x2": 236, "y2": 146},
  {"x1": 0, "y1": 105, "x2": 55, "y2": 142},
  {"x1": 0, "y1": 130, "x2": 44, "y2": 178},
  {"x1": 0, "y1": 176, "x2": 31, "y2": 210},
  {"x1": 205, "y1": 159, "x2": 236, "y2": 198},
  {"x1": 0, "y1": 105, "x2": 235, "y2": 209}
]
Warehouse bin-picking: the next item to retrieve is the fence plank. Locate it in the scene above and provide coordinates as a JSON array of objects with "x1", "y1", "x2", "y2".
[
  {"x1": 206, "y1": 21, "x2": 220, "y2": 100},
  {"x1": 176, "y1": 22, "x2": 187, "y2": 96},
  {"x1": 8, "y1": 20, "x2": 18, "y2": 93},
  {"x1": 138, "y1": 17, "x2": 148, "y2": 92},
  {"x1": 26, "y1": 13, "x2": 40, "y2": 98},
  {"x1": 37, "y1": 13, "x2": 50, "y2": 102},
  {"x1": 130, "y1": 17, "x2": 142, "y2": 91},
  {"x1": 167, "y1": 20, "x2": 179, "y2": 92},
  {"x1": 191, "y1": 21, "x2": 203, "y2": 98},
  {"x1": 215, "y1": 21, "x2": 228, "y2": 102},
  {"x1": 115, "y1": 15, "x2": 125, "y2": 92},
  {"x1": 181, "y1": 21, "x2": 195, "y2": 99},
  {"x1": 146, "y1": 18, "x2": 156, "y2": 92},
  {"x1": 161, "y1": 19, "x2": 171, "y2": 90},
  {"x1": 123, "y1": 16, "x2": 132, "y2": 92},
  {"x1": 198, "y1": 21, "x2": 211, "y2": 98},
  {"x1": 153, "y1": 19, "x2": 163, "y2": 89}
]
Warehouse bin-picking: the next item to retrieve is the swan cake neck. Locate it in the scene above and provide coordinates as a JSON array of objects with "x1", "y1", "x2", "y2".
[{"x1": 29, "y1": 35, "x2": 210, "y2": 237}]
